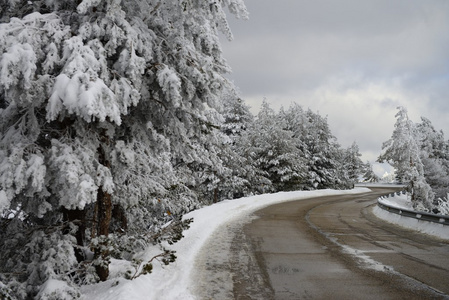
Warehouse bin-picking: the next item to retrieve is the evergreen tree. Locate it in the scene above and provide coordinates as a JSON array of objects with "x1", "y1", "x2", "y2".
[
  {"x1": 238, "y1": 101, "x2": 306, "y2": 192},
  {"x1": 221, "y1": 86, "x2": 253, "y2": 138},
  {"x1": 361, "y1": 161, "x2": 380, "y2": 183},
  {"x1": 302, "y1": 109, "x2": 339, "y2": 189},
  {"x1": 218, "y1": 85, "x2": 255, "y2": 199},
  {"x1": 415, "y1": 117, "x2": 449, "y2": 200},
  {"x1": 343, "y1": 142, "x2": 365, "y2": 186},
  {"x1": 330, "y1": 142, "x2": 364, "y2": 189},
  {"x1": 281, "y1": 103, "x2": 311, "y2": 189},
  {"x1": 0, "y1": 0, "x2": 248, "y2": 297},
  {"x1": 378, "y1": 107, "x2": 434, "y2": 211}
]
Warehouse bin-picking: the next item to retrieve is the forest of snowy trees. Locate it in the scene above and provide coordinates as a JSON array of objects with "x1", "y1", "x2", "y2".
[
  {"x1": 378, "y1": 106, "x2": 449, "y2": 214},
  {"x1": 222, "y1": 95, "x2": 368, "y2": 194},
  {"x1": 0, "y1": 1, "x2": 374, "y2": 298}
]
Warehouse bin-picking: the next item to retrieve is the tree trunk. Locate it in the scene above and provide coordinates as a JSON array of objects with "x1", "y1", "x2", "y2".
[
  {"x1": 94, "y1": 187, "x2": 112, "y2": 281},
  {"x1": 213, "y1": 187, "x2": 218, "y2": 203},
  {"x1": 94, "y1": 132, "x2": 113, "y2": 281}
]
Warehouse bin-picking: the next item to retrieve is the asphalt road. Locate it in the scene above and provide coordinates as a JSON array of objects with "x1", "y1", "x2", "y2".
[{"x1": 193, "y1": 188, "x2": 449, "y2": 299}]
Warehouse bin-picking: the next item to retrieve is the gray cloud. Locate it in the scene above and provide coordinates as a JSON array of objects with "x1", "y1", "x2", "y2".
[{"x1": 221, "y1": 0, "x2": 449, "y2": 175}]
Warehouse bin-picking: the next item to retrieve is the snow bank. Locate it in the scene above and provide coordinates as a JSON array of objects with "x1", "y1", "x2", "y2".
[
  {"x1": 377, "y1": 193, "x2": 412, "y2": 210},
  {"x1": 81, "y1": 188, "x2": 370, "y2": 300},
  {"x1": 373, "y1": 194, "x2": 449, "y2": 240}
]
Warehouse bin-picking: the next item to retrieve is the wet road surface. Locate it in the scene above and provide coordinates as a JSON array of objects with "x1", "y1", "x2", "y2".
[{"x1": 193, "y1": 188, "x2": 449, "y2": 299}]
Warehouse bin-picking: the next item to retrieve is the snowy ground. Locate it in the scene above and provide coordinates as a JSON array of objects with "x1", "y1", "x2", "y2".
[
  {"x1": 373, "y1": 193, "x2": 449, "y2": 240},
  {"x1": 80, "y1": 188, "x2": 371, "y2": 300},
  {"x1": 80, "y1": 187, "x2": 448, "y2": 300}
]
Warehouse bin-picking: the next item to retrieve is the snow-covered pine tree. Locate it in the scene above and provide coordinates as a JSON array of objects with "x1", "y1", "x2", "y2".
[
  {"x1": 341, "y1": 142, "x2": 364, "y2": 187},
  {"x1": 280, "y1": 103, "x2": 311, "y2": 189},
  {"x1": 238, "y1": 101, "x2": 306, "y2": 192},
  {"x1": 301, "y1": 109, "x2": 340, "y2": 189},
  {"x1": 361, "y1": 161, "x2": 380, "y2": 183},
  {"x1": 218, "y1": 85, "x2": 255, "y2": 199},
  {"x1": 378, "y1": 107, "x2": 434, "y2": 211},
  {"x1": 220, "y1": 85, "x2": 253, "y2": 138},
  {"x1": 415, "y1": 117, "x2": 449, "y2": 201},
  {"x1": 0, "y1": 0, "x2": 248, "y2": 297},
  {"x1": 282, "y1": 104, "x2": 350, "y2": 190}
]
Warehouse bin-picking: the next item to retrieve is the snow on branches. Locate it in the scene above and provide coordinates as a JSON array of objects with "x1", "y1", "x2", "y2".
[
  {"x1": 378, "y1": 106, "x2": 449, "y2": 212},
  {"x1": 0, "y1": 0, "x2": 250, "y2": 298}
]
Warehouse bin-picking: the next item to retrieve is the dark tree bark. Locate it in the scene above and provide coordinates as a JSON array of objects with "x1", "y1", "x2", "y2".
[
  {"x1": 62, "y1": 208, "x2": 86, "y2": 263},
  {"x1": 112, "y1": 204, "x2": 128, "y2": 233},
  {"x1": 94, "y1": 187, "x2": 112, "y2": 281},
  {"x1": 94, "y1": 132, "x2": 113, "y2": 281}
]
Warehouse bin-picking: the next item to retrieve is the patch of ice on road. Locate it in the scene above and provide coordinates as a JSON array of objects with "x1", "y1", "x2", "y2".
[
  {"x1": 308, "y1": 219, "x2": 395, "y2": 273},
  {"x1": 340, "y1": 244, "x2": 394, "y2": 272}
]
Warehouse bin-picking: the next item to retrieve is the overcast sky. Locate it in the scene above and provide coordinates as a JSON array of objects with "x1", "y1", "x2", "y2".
[{"x1": 220, "y1": 0, "x2": 449, "y2": 176}]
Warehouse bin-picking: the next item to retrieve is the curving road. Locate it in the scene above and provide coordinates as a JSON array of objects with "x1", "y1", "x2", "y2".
[{"x1": 194, "y1": 188, "x2": 449, "y2": 299}]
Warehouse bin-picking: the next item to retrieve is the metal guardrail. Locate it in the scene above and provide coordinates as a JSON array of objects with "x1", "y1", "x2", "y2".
[
  {"x1": 377, "y1": 191, "x2": 449, "y2": 226},
  {"x1": 355, "y1": 183, "x2": 406, "y2": 188}
]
